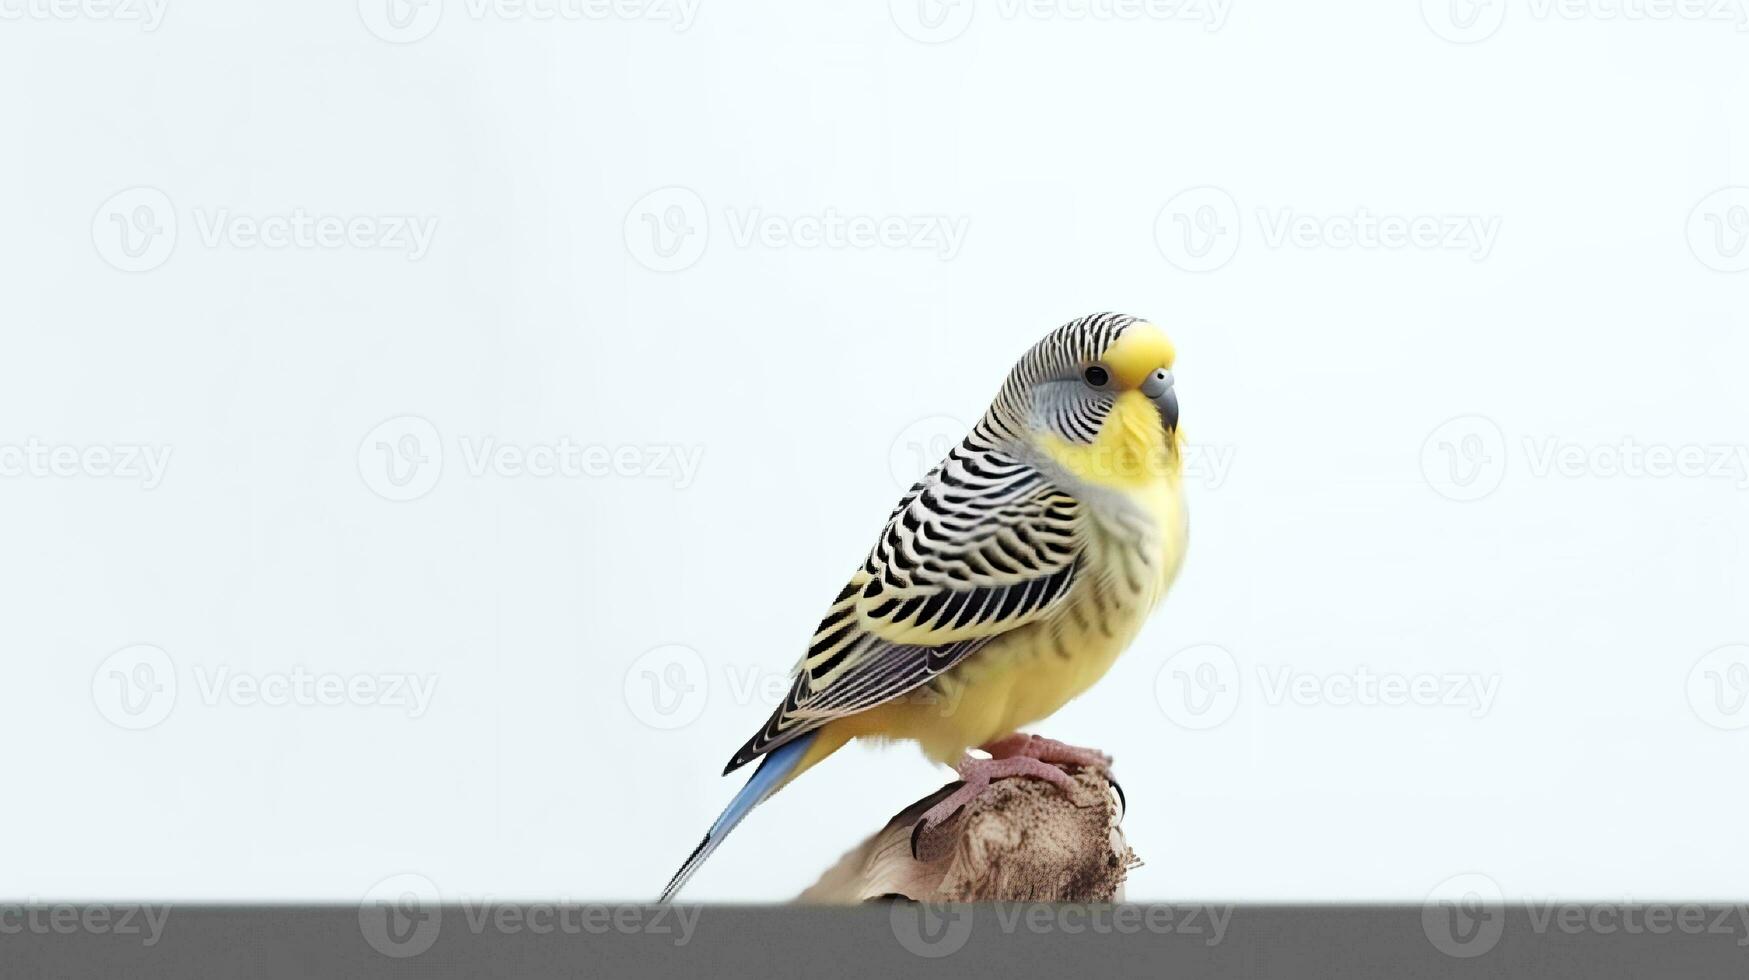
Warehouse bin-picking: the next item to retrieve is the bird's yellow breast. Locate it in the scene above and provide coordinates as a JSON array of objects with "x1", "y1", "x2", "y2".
[{"x1": 841, "y1": 392, "x2": 1187, "y2": 763}]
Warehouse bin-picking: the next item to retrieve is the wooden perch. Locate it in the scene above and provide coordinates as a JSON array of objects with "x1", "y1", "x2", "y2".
[{"x1": 797, "y1": 765, "x2": 1137, "y2": 903}]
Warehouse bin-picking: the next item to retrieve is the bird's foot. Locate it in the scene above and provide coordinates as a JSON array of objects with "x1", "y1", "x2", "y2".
[
  {"x1": 914, "y1": 755, "x2": 1078, "y2": 838},
  {"x1": 980, "y1": 733, "x2": 1122, "y2": 818},
  {"x1": 980, "y1": 733, "x2": 1111, "y2": 771}
]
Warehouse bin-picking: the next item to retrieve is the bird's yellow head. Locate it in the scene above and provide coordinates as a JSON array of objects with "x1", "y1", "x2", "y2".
[{"x1": 985, "y1": 313, "x2": 1181, "y2": 489}]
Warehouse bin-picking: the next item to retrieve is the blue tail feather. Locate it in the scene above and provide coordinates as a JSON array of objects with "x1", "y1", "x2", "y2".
[{"x1": 658, "y1": 732, "x2": 815, "y2": 902}]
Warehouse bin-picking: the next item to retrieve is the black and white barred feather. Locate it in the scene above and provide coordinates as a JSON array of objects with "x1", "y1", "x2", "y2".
[{"x1": 723, "y1": 313, "x2": 1143, "y2": 773}]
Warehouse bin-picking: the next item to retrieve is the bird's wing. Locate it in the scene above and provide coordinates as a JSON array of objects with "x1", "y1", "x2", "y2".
[{"x1": 724, "y1": 441, "x2": 1082, "y2": 773}]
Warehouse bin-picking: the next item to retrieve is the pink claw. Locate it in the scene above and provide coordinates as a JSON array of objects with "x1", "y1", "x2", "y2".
[
  {"x1": 980, "y1": 733, "x2": 1111, "y2": 770},
  {"x1": 915, "y1": 755, "x2": 1079, "y2": 834}
]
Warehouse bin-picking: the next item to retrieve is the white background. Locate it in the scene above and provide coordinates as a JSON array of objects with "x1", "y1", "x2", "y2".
[{"x1": 2, "y1": 0, "x2": 1747, "y2": 906}]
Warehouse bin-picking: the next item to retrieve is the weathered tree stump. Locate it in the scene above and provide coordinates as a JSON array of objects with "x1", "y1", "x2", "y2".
[{"x1": 797, "y1": 766, "x2": 1137, "y2": 903}]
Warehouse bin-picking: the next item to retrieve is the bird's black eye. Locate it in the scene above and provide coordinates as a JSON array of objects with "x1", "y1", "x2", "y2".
[{"x1": 1082, "y1": 365, "x2": 1110, "y2": 388}]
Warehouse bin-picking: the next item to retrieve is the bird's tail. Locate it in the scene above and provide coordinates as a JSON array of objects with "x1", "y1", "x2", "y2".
[{"x1": 658, "y1": 732, "x2": 816, "y2": 903}]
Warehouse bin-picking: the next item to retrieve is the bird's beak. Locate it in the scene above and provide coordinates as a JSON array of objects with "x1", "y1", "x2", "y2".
[
  {"x1": 1100, "y1": 322, "x2": 1176, "y2": 391},
  {"x1": 1158, "y1": 385, "x2": 1179, "y2": 431}
]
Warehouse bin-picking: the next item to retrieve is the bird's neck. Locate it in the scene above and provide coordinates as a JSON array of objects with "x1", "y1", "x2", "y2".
[{"x1": 1034, "y1": 391, "x2": 1180, "y2": 492}]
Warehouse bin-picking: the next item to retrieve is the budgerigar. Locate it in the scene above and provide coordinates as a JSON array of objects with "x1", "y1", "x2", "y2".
[{"x1": 660, "y1": 312, "x2": 1188, "y2": 901}]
